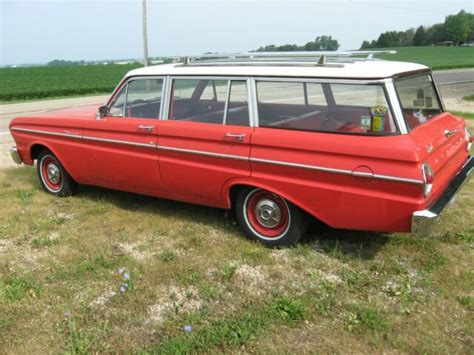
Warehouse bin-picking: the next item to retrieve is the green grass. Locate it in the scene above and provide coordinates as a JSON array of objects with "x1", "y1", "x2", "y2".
[
  {"x1": 375, "y1": 46, "x2": 474, "y2": 69},
  {"x1": 452, "y1": 111, "x2": 474, "y2": 119},
  {"x1": 463, "y1": 95, "x2": 474, "y2": 102},
  {"x1": 0, "y1": 133, "x2": 473, "y2": 353},
  {"x1": 0, "y1": 64, "x2": 141, "y2": 102}
]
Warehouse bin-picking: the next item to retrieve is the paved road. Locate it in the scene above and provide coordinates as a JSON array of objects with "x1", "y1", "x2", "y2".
[
  {"x1": 0, "y1": 95, "x2": 108, "y2": 143},
  {"x1": 433, "y1": 68, "x2": 474, "y2": 85},
  {"x1": 1, "y1": 68, "x2": 473, "y2": 144}
]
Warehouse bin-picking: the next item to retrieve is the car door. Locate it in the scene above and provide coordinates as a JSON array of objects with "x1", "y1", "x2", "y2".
[
  {"x1": 157, "y1": 78, "x2": 253, "y2": 201},
  {"x1": 81, "y1": 77, "x2": 164, "y2": 192}
]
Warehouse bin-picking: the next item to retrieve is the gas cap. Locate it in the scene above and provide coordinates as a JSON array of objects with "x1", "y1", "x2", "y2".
[{"x1": 351, "y1": 165, "x2": 374, "y2": 180}]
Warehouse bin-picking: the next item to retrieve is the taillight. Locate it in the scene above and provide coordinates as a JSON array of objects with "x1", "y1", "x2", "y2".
[
  {"x1": 422, "y1": 163, "x2": 434, "y2": 197},
  {"x1": 466, "y1": 128, "x2": 473, "y2": 151}
]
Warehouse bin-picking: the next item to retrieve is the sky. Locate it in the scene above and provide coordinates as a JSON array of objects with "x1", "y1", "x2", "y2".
[{"x1": 1, "y1": 0, "x2": 472, "y2": 66}]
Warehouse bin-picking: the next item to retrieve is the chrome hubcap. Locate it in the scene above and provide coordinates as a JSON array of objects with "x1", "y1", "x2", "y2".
[
  {"x1": 47, "y1": 163, "x2": 60, "y2": 184},
  {"x1": 255, "y1": 198, "x2": 281, "y2": 228}
]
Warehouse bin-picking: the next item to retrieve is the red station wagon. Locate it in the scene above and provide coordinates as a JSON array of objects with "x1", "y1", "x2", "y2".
[{"x1": 9, "y1": 52, "x2": 474, "y2": 246}]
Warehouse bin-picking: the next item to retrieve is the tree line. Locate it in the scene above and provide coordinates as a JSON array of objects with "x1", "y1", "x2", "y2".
[
  {"x1": 361, "y1": 10, "x2": 474, "y2": 49},
  {"x1": 255, "y1": 35, "x2": 340, "y2": 52}
]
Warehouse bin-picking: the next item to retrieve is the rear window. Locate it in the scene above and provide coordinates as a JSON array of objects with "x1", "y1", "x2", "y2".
[
  {"x1": 395, "y1": 74, "x2": 443, "y2": 130},
  {"x1": 256, "y1": 80, "x2": 398, "y2": 135}
]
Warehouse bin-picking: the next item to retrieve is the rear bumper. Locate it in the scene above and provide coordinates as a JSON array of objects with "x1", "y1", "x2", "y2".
[
  {"x1": 412, "y1": 156, "x2": 474, "y2": 236},
  {"x1": 10, "y1": 146, "x2": 22, "y2": 164}
]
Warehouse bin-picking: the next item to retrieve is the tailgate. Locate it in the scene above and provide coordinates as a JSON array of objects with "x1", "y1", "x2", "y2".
[{"x1": 409, "y1": 112, "x2": 470, "y2": 205}]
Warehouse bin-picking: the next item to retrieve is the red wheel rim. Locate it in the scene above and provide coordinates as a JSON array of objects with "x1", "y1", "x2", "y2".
[
  {"x1": 41, "y1": 156, "x2": 63, "y2": 192},
  {"x1": 244, "y1": 190, "x2": 290, "y2": 239}
]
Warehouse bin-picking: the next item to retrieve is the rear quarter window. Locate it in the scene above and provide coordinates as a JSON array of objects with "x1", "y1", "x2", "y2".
[{"x1": 395, "y1": 74, "x2": 443, "y2": 130}]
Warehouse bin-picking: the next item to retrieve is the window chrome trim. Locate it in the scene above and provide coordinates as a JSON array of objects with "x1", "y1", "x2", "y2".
[
  {"x1": 107, "y1": 76, "x2": 166, "y2": 119},
  {"x1": 385, "y1": 80, "x2": 408, "y2": 134},
  {"x1": 166, "y1": 76, "x2": 252, "y2": 126},
  {"x1": 252, "y1": 76, "x2": 391, "y2": 85},
  {"x1": 122, "y1": 82, "x2": 129, "y2": 118},
  {"x1": 430, "y1": 73, "x2": 446, "y2": 111},
  {"x1": 248, "y1": 77, "x2": 258, "y2": 127},
  {"x1": 161, "y1": 75, "x2": 172, "y2": 120},
  {"x1": 253, "y1": 77, "x2": 400, "y2": 134},
  {"x1": 222, "y1": 80, "x2": 232, "y2": 125}
]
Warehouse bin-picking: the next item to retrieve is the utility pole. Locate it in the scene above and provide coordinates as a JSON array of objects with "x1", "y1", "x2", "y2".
[{"x1": 142, "y1": 0, "x2": 149, "y2": 66}]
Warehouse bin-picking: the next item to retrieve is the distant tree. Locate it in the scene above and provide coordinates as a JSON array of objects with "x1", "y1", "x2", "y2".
[
  {"x1": 255, "y1": 35, "x2": 339, "y2": 52},
  {"x1": 360, "y1": 40, "x2": 371, "y2": 49},
  {"x1": 277, "y1": 44, "x2": 299, "y2": 51},
  {"x1": 359, "y1": 9, "x2": 472, "y2": 47},
  {"x1": 445, "y1": 10, "x2": 470, "y2": 45},
  {"x1": 317, "y1": 35, "x2": 340, "y2": 50},
  {"x1": 304, "y1": 40, "x2": 321, "y2": 51},
  {"x1": 426, "y1": 23, "x2": 447, "y2": 44},
  {"x1": 47, "y1": 59, "x2": 83, "y2": 66},
  {"x1": 402, "y1": 28, "x2": 415, "y2": 46},
  {"x1": 413, "y1": 26, "x2": 427, "y2": 46}
]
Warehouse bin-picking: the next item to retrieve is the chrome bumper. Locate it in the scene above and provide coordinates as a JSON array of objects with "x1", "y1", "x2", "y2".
[
  {"x1": 412, "y1": 156, "x2": 474, "y2": 236},
  {"x1": 10, "y1": 146, "x2": 22, "y2": 164}
]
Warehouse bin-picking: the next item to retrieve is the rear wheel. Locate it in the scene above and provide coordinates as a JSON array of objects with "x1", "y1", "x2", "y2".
[
  {"x1": 37, "y1": 150, "x2": 77, "y2": 197},
  {"x1": 235, "y1": 188, "x2": 307, "y2": 246}
]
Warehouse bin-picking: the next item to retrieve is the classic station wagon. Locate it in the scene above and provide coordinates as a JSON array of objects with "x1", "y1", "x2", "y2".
[{"x1": 9, "y1": 52, "x2": 474, "y2": 246}]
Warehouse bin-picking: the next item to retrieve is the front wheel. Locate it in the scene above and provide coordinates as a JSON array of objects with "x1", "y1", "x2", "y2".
[
  {"x1": 37, "y1": 150, "x2": 78, "y2": 197},
  {"x1": 235, "y1": 188, "x2": 308, "y2": 246}
]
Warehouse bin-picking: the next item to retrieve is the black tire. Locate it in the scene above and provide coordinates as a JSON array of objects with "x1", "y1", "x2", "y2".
[
  {"x1": 37, "y1": 150, "x2": 78, "y2": 197},
  {"x1": 235, "y1": 187, "x2": 308, "y2": 247}
]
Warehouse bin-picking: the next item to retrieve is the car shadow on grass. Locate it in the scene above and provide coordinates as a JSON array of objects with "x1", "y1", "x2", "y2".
[
  {"x1": 302, "y1": 220, "x2": 391, "y2": 261},
  {"x1": 78, "y1": 184, "x2": 389, "y2": 260}
]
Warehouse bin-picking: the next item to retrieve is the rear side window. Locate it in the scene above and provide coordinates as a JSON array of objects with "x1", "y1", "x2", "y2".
[
  {"x1": 256, "y1": 80, "x2": 397, "y2": 135},
  {"x1": 169, "y1": 78, "x2": 249, "y2": 126},
  {"x1": 395, "y1": 74, "x2": 442, "y2": 130}
]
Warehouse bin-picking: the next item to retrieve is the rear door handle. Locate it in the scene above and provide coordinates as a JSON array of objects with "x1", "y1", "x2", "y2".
[
  {"x1": 138, "y1": 124, "x2": 155, "y2": 132},
  {"x1": 225, "y1": 133, "x2": 246, "y2": 141}
]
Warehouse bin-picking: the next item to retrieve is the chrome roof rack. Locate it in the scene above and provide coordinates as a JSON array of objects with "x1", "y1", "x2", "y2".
[{"x1": 173, "y1": 50, "x2": 397, "y2": 67}]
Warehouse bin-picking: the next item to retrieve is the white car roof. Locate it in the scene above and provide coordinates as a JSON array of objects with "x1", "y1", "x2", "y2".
[{"x1": 126, "y1": 61, "x2": 429, "y2": 80}]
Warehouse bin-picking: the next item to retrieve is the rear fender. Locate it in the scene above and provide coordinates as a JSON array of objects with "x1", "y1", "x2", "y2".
[{"x1": 221, "y1": 178, "x2": 327, "y2": 224}]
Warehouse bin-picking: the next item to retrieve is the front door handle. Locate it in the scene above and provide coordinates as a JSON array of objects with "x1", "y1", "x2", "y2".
[
  {"x1": 138, "y1": 124, "x2": 155, "y2": 132},
  {"x1": 225, "y1": 132, "x2": 246, "y2": 141}
]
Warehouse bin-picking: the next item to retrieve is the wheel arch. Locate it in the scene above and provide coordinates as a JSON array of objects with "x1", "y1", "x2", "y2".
[
  {"x1": 29, "y1": 142, "x2": 78, "y2": 182},
  {"x1": 222, "y1": 179, "x2": 327, "y2": 225}
]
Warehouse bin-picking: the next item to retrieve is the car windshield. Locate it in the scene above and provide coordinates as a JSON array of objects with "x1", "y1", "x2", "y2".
[{"x1": 395, "y1": 74, "x2": 443, "y2": 130}]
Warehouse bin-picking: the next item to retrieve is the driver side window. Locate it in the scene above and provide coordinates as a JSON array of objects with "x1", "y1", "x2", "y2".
[{"x1": 109, "y1": 78, "x2": 164, "y2": 119}]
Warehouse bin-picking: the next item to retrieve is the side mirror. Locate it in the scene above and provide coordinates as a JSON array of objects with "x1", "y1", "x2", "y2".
[{"x1": 96, "y1": 105, "x2": 109, "y2": 119}]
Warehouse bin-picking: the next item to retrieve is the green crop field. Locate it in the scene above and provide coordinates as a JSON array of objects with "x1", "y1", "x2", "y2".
[
  {"x1": 0, "y1": 64, "x2": 141, "y2": 102},
  {"x1": 375, "y1": 46, "x2": 474, "y2": 69}
]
